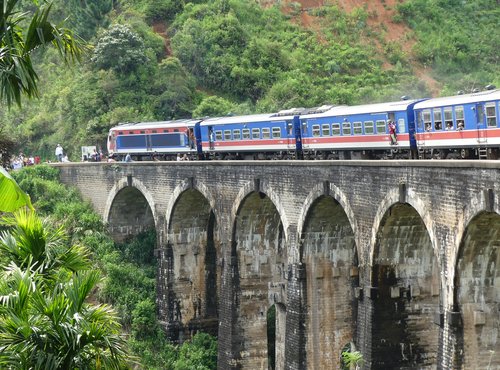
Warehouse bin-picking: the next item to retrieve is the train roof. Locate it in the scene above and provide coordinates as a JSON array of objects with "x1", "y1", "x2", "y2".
[
  {"x1": 200, "y1": 112, "x2": 295, "y2": 126},
  {"x1": 110, "y1": 119, "x2": 201, "y2": 130},
  {"x1": 414, "y1": 89, "x2": 500, "y2": 110},
  {"x1": 301, "y1": 99, "x2": 424, "y2": 119}
]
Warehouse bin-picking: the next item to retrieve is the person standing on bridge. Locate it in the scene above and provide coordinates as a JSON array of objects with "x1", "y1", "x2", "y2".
[{"x1": 55, "y1": 144, "x2": 64, "y2": 162}]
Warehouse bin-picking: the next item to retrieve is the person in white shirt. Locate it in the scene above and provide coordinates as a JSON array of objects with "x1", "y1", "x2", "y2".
[{"x1": 55, "y1": 144, "x2": 64, "y2": 162}]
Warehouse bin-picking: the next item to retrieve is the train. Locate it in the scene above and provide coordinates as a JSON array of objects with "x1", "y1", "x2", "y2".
[{"x1": 107, "y1": 86, "x2": 500, "y2": 161}]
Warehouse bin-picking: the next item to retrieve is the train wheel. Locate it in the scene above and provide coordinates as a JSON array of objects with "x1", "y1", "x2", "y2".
[{"x1": 460, "y1": 149, "x2": 469, "y2": 159}]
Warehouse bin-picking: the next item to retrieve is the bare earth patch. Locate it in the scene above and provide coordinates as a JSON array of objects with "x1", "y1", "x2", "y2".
[{"x1": 276, "y1": 0, "x2": 441, "y2": 95}]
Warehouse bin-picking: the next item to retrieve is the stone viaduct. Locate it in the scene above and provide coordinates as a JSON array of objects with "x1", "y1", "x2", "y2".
[{"x1": 56, "y1": 160, "x2": 500, "y2": 370}]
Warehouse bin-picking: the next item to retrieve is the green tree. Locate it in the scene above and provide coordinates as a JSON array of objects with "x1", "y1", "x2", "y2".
[
  {"x1": 152, "y1": 57, "x2": 195, "y2": 119},
  {"x1": 192, "y1": 96, "x2": 236, "y2": 118},
  {"x1": 92, "y1": 24, "x2": 149, "y2": 74},
  {"x1": 0, "y1": 0, "x2": 84, "y2": 107},
  {"x1": 66, "y1": 0, "x2": 113, "y2": 40},
  {"x1": 174, "y1": 332, "x2": 217, "y2": 370}
]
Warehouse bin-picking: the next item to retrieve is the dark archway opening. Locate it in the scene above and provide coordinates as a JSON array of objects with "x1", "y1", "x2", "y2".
[
  {"x1": 455, "y1": 211, "x2": 500, "y2": 369},
  {"x1": 167, "y1": 189, "x2": 219, "y2": 342},
  {"x1": 372, "y1": 203, "x2": 439, "y2": 369},
  {"x1": 301, "y1": 195, "x2": 358, "y2": 370},
  {"x1": 108, "y1": 186, "x2": 154, "y2": 242},
  {"x1": 233, "y1": 191, "x2": 285, "y2": 369},
  {"x1": 267, "y1": 304, "x2": 276, "y2": 370}
]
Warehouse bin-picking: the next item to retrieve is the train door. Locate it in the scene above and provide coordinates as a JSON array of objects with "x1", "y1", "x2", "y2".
[
  {"x1": 146, "y1": 134, "x2": 153, "y2": 152},
  {"x1": 188, "y1": 128, "x2": 195, "y2": 150},
  {"x1": 475, "y1": 103, "x2": 487, "y2": 144},
  {"x1": 415, "y1": 110, "x2": 426, "y2": 146},
  {"x1": 207, "y1": 126, "x2": 215, "y2": 150},
  {"x1": 286, "y1": 120, "x2": 294, "y2": 149},
  {"x1": 293, "y1": 116, "x2": 303, "y2": 159}
]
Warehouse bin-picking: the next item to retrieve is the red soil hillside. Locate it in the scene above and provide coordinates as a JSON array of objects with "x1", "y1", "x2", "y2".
[{"x1": 273, "y1": 0, "x2": 441, "y2": 95}]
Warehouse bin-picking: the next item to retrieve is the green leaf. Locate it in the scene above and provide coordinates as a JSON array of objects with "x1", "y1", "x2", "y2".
[{"x1": 0, "y1": 167, "x2": 34, "y2": 212}]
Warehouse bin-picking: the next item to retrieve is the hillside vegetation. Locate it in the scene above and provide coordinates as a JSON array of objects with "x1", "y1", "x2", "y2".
[{"x1": 0, "y1": 0, "x2": 498, "y2": 160}]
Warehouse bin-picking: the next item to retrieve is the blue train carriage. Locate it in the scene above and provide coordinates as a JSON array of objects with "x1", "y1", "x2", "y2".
[
  {"x1": 299, "y1": 99, "x2": 424, "y2": 159},
  {"x1": 107, "y1": 119, "x2": 201, "y2": 160},
  {"x1": 199, "y1": 109, "x2": 302, "y2": 160},
  {"x1": 413, "y1": 87, "x2": 500, "y2": 159}
]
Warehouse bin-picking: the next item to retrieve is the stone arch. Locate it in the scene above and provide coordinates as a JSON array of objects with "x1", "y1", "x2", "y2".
[
  {"x1": 103, "y1": 176, "x2": 157, "y2": 242},
  {"x1": 297, "y1": 181, "x2": 358, "y2": 261},
  {"x1": 230, "y1": 181, "x2": 287, "y2": 369},
  {"x1": 298, "y1": 184, "x2": 359, "y2": 370},
  {"x1": 163, "y1": 179, "x2": 219, "y2": 342},
  {"x1": 449, "y1": 189, "x2": 500, "y2": 290},
  {"x1": 369, "y1": 186, "x2": 440, "y2": 270},
  {"x1": 453, "y1": 210, "x2": 500, "y2": 369},
  {"x1": 165, "y1": 178, "x2": 218, "y2": 233},
  {"x1": 230, "y1": 179, "x2": 289, "y2": 242},
  {"x1": 370, "y1": 189, "x2": 441, "y2": 369}
]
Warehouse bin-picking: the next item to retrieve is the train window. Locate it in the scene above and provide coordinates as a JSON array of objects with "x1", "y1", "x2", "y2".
[
  {"x1": 152, "y1": 130, "x2": 157, "y2": 133},
  {"x1": 423, "y1": 110, "x2": 432, "y2": 131},
  {"x1": 376, "y1": 120, "x2": 386, "y2": 134},
  {"x1": 287, "y1": 122, "x2": 293, "y2": 135},
  {"x1": 215, "y1": 130, "x2": 223, "y2": 141},
  {"x1": 233, "y1": 129, "x2": 241, "y2": 140},
  {"x1": 252, "y1": 128, "x2": 260, "y2": 139},
  {"x1": 118, "y1": 131, "x2": 123, "y2": 135},
  {"x1": 398, "y1": 119, "x2": 406, "y2": 133},
  {"x1": 455, "y1": 106, "x2": 465, "y2": 129},
  {"x1": 353, "y1": 122, "x2": 362, "y2": 135},
  {"x1": 364, "y1": 121, "x2": 374, "y2": 134},
  {"x1": 322, "y1": 124, "x2": 330, "y2": 136},
  {"x1": 433, "y1": 110, "x2": 442, "y2": 130},
  {"x1": 312, "y1": 125, "x2": 321, "y2": 137},
  {"x1": 486, "y1": 104, "x2": 497, "y2": 127},
  {"x1": 174, "y1": 129, "x2": 179, "y2": 132},
  {"x1": 302, "y1": 121, "x2": 307, "y2": 134},
  {"x1": 163, "y1": 130, "x2": 168, "y2": 133},
  {"x1": 243, "y1": 129, "x2": 250, "y2": 139},
  {"x1": 224, "y1": 130, "x2": 232, "y2": 141},
  {"x1": 444, "y1": 108, "x2": 453, "y2": 130},
  {"x1": 262, "y1": 128, "x2": 271, "y2": 139},
  {"x1": 332, "y1": 123, "x2": 341, "y2": 136},
  {"x1": 272, "y1": 127, "x2": 281, "y2": 138},
  {"x1": 342, "y1": 122, "x2": 351, "y2": 136}
]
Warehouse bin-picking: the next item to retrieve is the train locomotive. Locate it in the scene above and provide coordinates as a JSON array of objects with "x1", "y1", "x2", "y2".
[{"x1": 107, "y1": 87, "x2": 500, "y2": 161}]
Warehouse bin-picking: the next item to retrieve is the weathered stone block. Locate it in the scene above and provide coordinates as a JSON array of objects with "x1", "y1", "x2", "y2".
[
  {"x1": 391, "y1": 286, "x2": 402, "y2": 298},
  {"x1": 474, "y1": 310, "x2": 486, "y2": 326}
]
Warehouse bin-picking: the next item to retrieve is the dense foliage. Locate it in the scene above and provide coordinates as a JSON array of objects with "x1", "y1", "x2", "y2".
[
  {"x1": 8, "y1": 165, "x2": 218, "y2": 369},
  {"x1": 0, "y1": 0, "x2": 85, "y2": 107},
  {"x1": 395, "y1": 0, "x2": 500, "y2": 95},
  {"x1": 0, "y1": 0, "x2": 498, "y2": 160}
]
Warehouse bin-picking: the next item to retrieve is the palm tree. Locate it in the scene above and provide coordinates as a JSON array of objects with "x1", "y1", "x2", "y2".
[
  {"x1": 0, "y1": 261, "x2": 130, "y2": 369},
  {"x1": 0, "y1": 0, "x2": 85, "y2": 107},
  {"x1": 0, "y1": 180, "x2": 130, "y2": 369}
]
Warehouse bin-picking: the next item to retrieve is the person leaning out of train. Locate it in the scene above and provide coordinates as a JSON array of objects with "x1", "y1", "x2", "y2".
[
  {"x1": 388, "y1": 120, "x2": 398, "y2": 145},
  {"x1": 457, "y1": 120, "x2": 464, "y2": 131}
]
